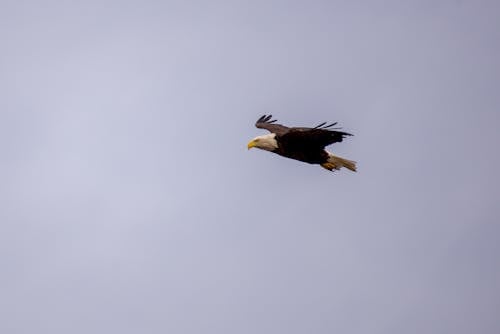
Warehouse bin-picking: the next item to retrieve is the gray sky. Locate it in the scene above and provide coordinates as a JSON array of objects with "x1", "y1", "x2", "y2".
[{"x1": 1, "y1": 0, "x2": 500, "y2": 333}]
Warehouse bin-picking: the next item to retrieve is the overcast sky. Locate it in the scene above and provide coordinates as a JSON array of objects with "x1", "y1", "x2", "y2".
[{"x1": 1, "y1": 1, "x2": 500, "y2": 333}]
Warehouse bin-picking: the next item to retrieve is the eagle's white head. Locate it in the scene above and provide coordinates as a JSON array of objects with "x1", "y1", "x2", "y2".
[{"x1": 247, "y1": 133, "x2": 278, "y2": 152}]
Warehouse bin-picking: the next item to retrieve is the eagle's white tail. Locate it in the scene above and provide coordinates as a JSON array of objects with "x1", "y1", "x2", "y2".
[{"x1": 322, "y1": 153, "x2": 357, "y2": 172}]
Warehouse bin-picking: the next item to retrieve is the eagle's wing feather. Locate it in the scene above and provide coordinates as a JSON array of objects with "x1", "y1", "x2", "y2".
[{"x1": 255, "y1": 115, "x2": 289, "y2": 136}]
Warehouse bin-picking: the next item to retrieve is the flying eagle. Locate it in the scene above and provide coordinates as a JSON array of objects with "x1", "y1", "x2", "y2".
[{"x1": 247, "y1": 115, "x2": 356, "y2": 172}]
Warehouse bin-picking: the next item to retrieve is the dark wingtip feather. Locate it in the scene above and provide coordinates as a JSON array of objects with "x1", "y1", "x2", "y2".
[
  {"x1": 315, "y1": 121, "x2": 343, "y2": 130},
  {"x1": 314, "y1": 122, "x2": 327, "y2": 129},
  {"x1": 325, "y1": 122, "x2": 338, "y2": 128},
  {"x1": 256, "y1": 114, "x2": 277, "y2": 124}
]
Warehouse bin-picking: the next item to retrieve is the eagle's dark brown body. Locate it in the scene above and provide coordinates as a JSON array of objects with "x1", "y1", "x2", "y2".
[{"x1": 274, "y1": 134, "x2": 331, "y2": 164}]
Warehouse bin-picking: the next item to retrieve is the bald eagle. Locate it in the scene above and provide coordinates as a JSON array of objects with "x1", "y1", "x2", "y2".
[{"x1": 247, "y1": 115, "x2": 356, "y2": 172}]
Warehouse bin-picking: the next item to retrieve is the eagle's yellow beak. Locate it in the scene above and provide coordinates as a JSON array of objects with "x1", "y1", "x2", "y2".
[{"x1": 247, "y1": 140, "x2": 256, "y2": 150}]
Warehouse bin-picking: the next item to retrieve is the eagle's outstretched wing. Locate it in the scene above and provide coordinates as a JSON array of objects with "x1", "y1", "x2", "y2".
[
  {"x1": 256, "y1": 114, "x2": 352, "y2": 148},
  {"x1": 255, "y1": 115, "x2": 289, "y2": 136},
  {"x1": 283, "y1": 122, "x2": 353, "y2": 148}
]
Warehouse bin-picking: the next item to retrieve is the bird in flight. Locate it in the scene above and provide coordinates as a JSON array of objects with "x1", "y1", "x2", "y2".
[{"x1": 247, "y1": 115, "x2": 356, "y2": 172}]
